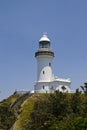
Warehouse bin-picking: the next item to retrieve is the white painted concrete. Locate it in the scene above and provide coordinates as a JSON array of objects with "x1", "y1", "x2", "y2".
[{"x1": 34, "y1": 34, "x2": 71, "y2": 93}]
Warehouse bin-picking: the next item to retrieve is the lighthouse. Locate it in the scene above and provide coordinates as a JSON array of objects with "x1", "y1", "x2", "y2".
[{"x1": 34, "y1": 34, "x2": 71, "y2": 93}]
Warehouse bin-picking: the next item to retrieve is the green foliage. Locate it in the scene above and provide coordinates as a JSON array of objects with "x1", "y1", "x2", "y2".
[
  {"x1": 0, "y1": 102, "x2": 16, "y2": 130},
  {"x1": 70, "y1": 89, "x2": 82, "y2": 115},
  {"x1": 0, "y1": 93, "x2": 21, "y2": 130},
  {"x1": 28, "y1": 91, "x2": 87, "y2": 130},
  {"x1": 1, "y1": 84, "x2": 87, "y2": 130},
  {"x1": 81, "y1": 82, "x2": 87, "y2": 94},
  {"x1": 49, "y1": 117, "x2": 87, "y2": 130},
  {"x1": 13, "y1": 94, "x2": 39, "y2": 130},
  {"x1": 61, "y1": 86, "x2": 66, "y2": 92}
]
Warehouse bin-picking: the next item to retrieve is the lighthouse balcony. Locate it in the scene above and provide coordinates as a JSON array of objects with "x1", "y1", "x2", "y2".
[
  {"x1": 35, "y1": 50, "x2": 54, "y2": 57},
  {"x1": 38, "y1": 48, "x2": 52, "y2": 51}
]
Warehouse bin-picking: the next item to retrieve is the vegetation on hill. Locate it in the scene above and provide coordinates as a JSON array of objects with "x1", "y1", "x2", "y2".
[
  {"x1": 27, "y1": 90, "x2": 87, "y2": 130},
  {"x1": 0, "y1": 83, "x2": 87, "y2": 130},
  {"x1": 0, "y1": 93, "x2": 21, "y2": 130}
]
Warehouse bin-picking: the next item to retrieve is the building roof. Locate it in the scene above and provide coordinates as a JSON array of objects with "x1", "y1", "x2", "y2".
[{"x1": 39, "y1": 34, "x2": 50, "y2": 42}]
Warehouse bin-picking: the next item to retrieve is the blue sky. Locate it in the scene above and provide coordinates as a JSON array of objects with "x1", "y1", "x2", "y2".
[{"x1": 0, "y1": 0, "x2": 87, "y2": 100}]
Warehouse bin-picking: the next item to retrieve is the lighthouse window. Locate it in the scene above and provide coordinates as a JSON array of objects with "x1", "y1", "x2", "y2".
[
  {"x1": 39, "y1": 43, "x2": 42, "y2": 48},
  {"x1": 42, "y1": 44, "x2": 47, "y2": 48},
  {"x1": 43, "y1": 85, "x2": 45, "y2": 89},
  {"x1": 43, "y1": 71, "x2": 45, "y2": 74},
  {"x1": 49, "y1": 63, "x2": 51, "y2": 66},
  {"x1": 41, "y1": 42, "x2": 49, "y2": 48}
]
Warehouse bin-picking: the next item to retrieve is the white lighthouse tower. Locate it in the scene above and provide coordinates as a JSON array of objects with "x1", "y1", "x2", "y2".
[{"x1": 34, "y1": 34, "x2": 71, "y2": 93}]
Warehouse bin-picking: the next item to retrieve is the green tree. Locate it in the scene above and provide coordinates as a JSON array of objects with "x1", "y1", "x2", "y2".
[
  {"x1": 61, "y1": 86, "x2": 66, "y2": 93},
  {"x1": 81, "y1": 82, "x2": 87, "y2": 94},
  {"x1": 0, "y1": 102, "x2": 16, "y2": 130},
  {"x1": 70, "y1": 89, "x2": 82, "y2": 115}
]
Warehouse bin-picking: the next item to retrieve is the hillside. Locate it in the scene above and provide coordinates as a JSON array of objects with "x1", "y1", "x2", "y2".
[
  {"x1": 1, "y1": 86, "x2": 87, "y2": 130},
  {"x1": 0, "y1": 92, "x2": 48, "y2": 130}
]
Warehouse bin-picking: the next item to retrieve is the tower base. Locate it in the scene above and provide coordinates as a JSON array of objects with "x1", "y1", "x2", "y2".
[{"x1": 34, "y1": 77, "x2": 71, "y2": 93}]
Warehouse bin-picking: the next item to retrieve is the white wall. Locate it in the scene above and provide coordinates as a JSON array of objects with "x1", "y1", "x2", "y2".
[
  {"x1": 36, "y1": 55, "x2": 53, "y2": 81},
  {"x1": 34, "y1": 80, "x2": 71, "y2": 93}
]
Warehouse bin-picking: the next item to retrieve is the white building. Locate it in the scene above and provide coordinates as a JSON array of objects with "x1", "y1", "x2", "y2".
[{"x1": 34, "y1": 34, "x2": 71, "y2": 93}]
